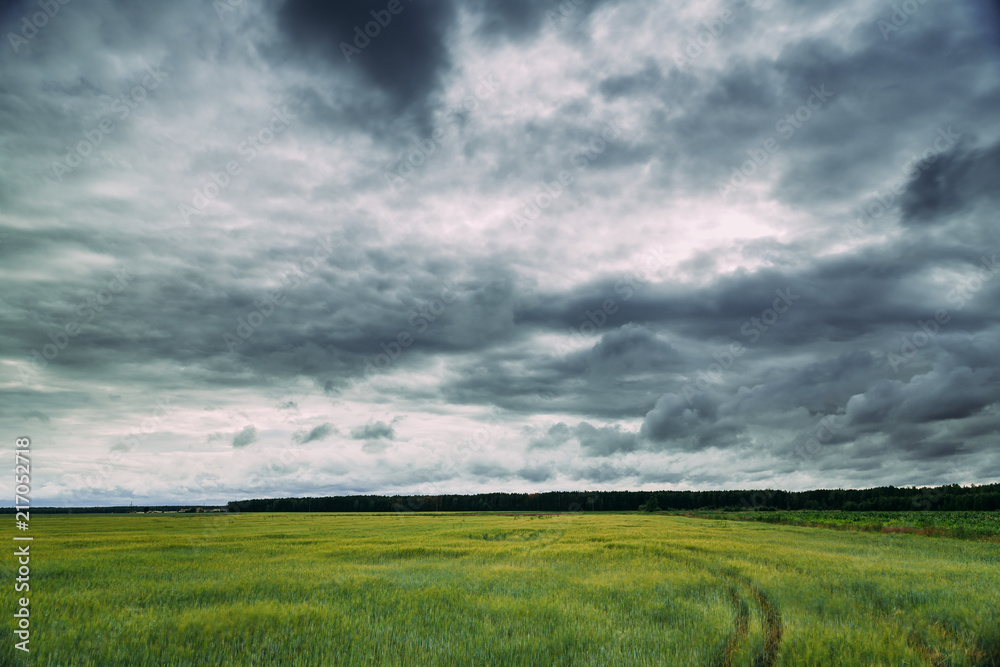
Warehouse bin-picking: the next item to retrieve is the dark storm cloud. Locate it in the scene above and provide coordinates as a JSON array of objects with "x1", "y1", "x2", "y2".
[
  {"x1": 586, "y1": 324, "x2": 681, "y2": 368},
  {"x1": 470, "y1": 0, "x2": 545, "y2": 40},
  {"x1": 592, "y1": 0, "x2": 1000, "y2": 225},
  {"x1": 761, "y1": 7, "x2": 999, "y2": 212},
  {"x1": 728, "y1": 350, "x2": 877, "y2": 414},
  {"x1": 470, "y1": 0, "x2": 618, "y2": 42},
  {"x1": 639, "y1": 391, "x2": 735, "y2": 449},
  {"x1": 433, "y1": 232, "x2": 999, "y2": 441},
  {"x1": 845, "y1": 367, "x2": 998, "y2": 426},
  {"x1": 0, "y1": 225, "x2": 519, "y2": 390},
  {"x1": 276, "y1": 0, "x2": 456, "y2": 122},
  {"x1": 518, "y1": 239, "x2": 999, "y2": 349},
  {"x1": 900, "y1": 138, "x2": 1000, "y2": 225}
]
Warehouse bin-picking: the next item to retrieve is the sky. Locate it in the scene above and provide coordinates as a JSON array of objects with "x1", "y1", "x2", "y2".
[{"x1": 2, "y1": 0, "x2": 999, "y2": 506}]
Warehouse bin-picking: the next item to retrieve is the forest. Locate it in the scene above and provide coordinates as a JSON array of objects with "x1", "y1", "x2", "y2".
[{"x1": 225, "y1": 483, "x2": 1000, "y2": 513}]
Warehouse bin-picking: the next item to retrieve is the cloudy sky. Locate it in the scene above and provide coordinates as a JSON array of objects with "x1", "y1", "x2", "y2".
[{"x1": 2, "y1": 0, "x2": 999, "y2": 506}]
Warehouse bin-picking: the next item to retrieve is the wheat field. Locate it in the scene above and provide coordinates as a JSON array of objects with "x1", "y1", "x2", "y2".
[{"x1": 3, "y1": 512, "x2": 998, "y2": 666}]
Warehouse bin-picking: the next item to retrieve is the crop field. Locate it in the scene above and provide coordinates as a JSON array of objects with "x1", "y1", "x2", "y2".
[
  {"x1": 683, "y1": 510, "x2": 1000, "y2": 542},
  {"x1": 3, "y1": 512, "x2": 999, "y2": 666}
]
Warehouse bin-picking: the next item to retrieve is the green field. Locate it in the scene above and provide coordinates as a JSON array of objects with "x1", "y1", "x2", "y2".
[
  {"x1": 3, "y1": 513, "x2": 999, "y2": 666},
  {"x1": 682, "y1": 510, "x2": 1000, "y2": 542}
]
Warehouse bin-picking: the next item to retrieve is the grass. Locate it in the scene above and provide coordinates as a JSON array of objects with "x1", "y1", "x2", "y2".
[
  {"x1": 2, "y1": 512, "x2": 999, "y2": 665},
  {"x1": 680, "y1": 510, "x2": 1000, "y2": 542}
]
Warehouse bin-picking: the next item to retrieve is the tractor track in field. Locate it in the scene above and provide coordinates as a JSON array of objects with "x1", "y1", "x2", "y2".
[
  {"x1": 709, "y1": 572, "x2": 784, "y2": 667},
  {"x1": 619, "y1": 543, "x2": 784, "y2": 666},
  {"x1": 713, "y1": 584, "x2": 750, "y2": 667},
  {"x1": 603, "y1": 543, "x2": 786, "y2": 666}
]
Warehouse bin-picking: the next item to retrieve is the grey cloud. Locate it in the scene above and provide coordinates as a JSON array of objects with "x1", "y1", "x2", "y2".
[
  {"x1": 351, "y1": 420, "x2": 395, "y2": 440},
  {"x1": 640, "y1": 391, "x2": 722, "y2": 446},
  {"x1": 571, "y1": 462, "x2": 640, "y2": 484},
  {"x1": 845, "y1": 367, "x2": 998, "y2": 427},
  {"x1": 598, "y1": 61, "x2": 662, "y2": 100},
  {"x1": 900, "y1": 138, "x2": 1000, "y2": 225},
  {"x1": 517, "y1": 464, "x2": 554, "y2": 483},
  {"x1": 233, "y1": 425, "x2": 258, "y2": 448},
  {"x1": 528, "y1": 421, "x2": 638, "y2": 456},
  {"x1": 276, "y1": 0, "x2": 457, "y2": 124},
  {"x1": 361, "y1": 440, "x2": 391, "y2": 455},
  {"x1": 580, "y1": 323, "x2": 682, "y2": 373},
  {"x1": 293, "y1": 422, "x2": 336, "y2": 444},
  {"x1": 573, "y1": 422, "x2": 639, "y2": 456},
  {"x1": 529, "y1": 422, "x2": 574, "y2": 450}
]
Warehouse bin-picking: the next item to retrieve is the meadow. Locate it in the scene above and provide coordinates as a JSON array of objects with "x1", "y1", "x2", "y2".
[
  {"x1": 683, "y1": 510, "x2": 1000, "y2": 542},
  {"x1": 2, "y1": 512, "x2": 999, "y2": 666}
]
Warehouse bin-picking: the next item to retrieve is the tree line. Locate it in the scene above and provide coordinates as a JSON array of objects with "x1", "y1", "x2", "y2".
[
  {"x1": 8, "y1": 484, "x2": 997, "y2": 513},
  {"x1": 226, "y1": 483, "x2": 1000, "y2": 514}
]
